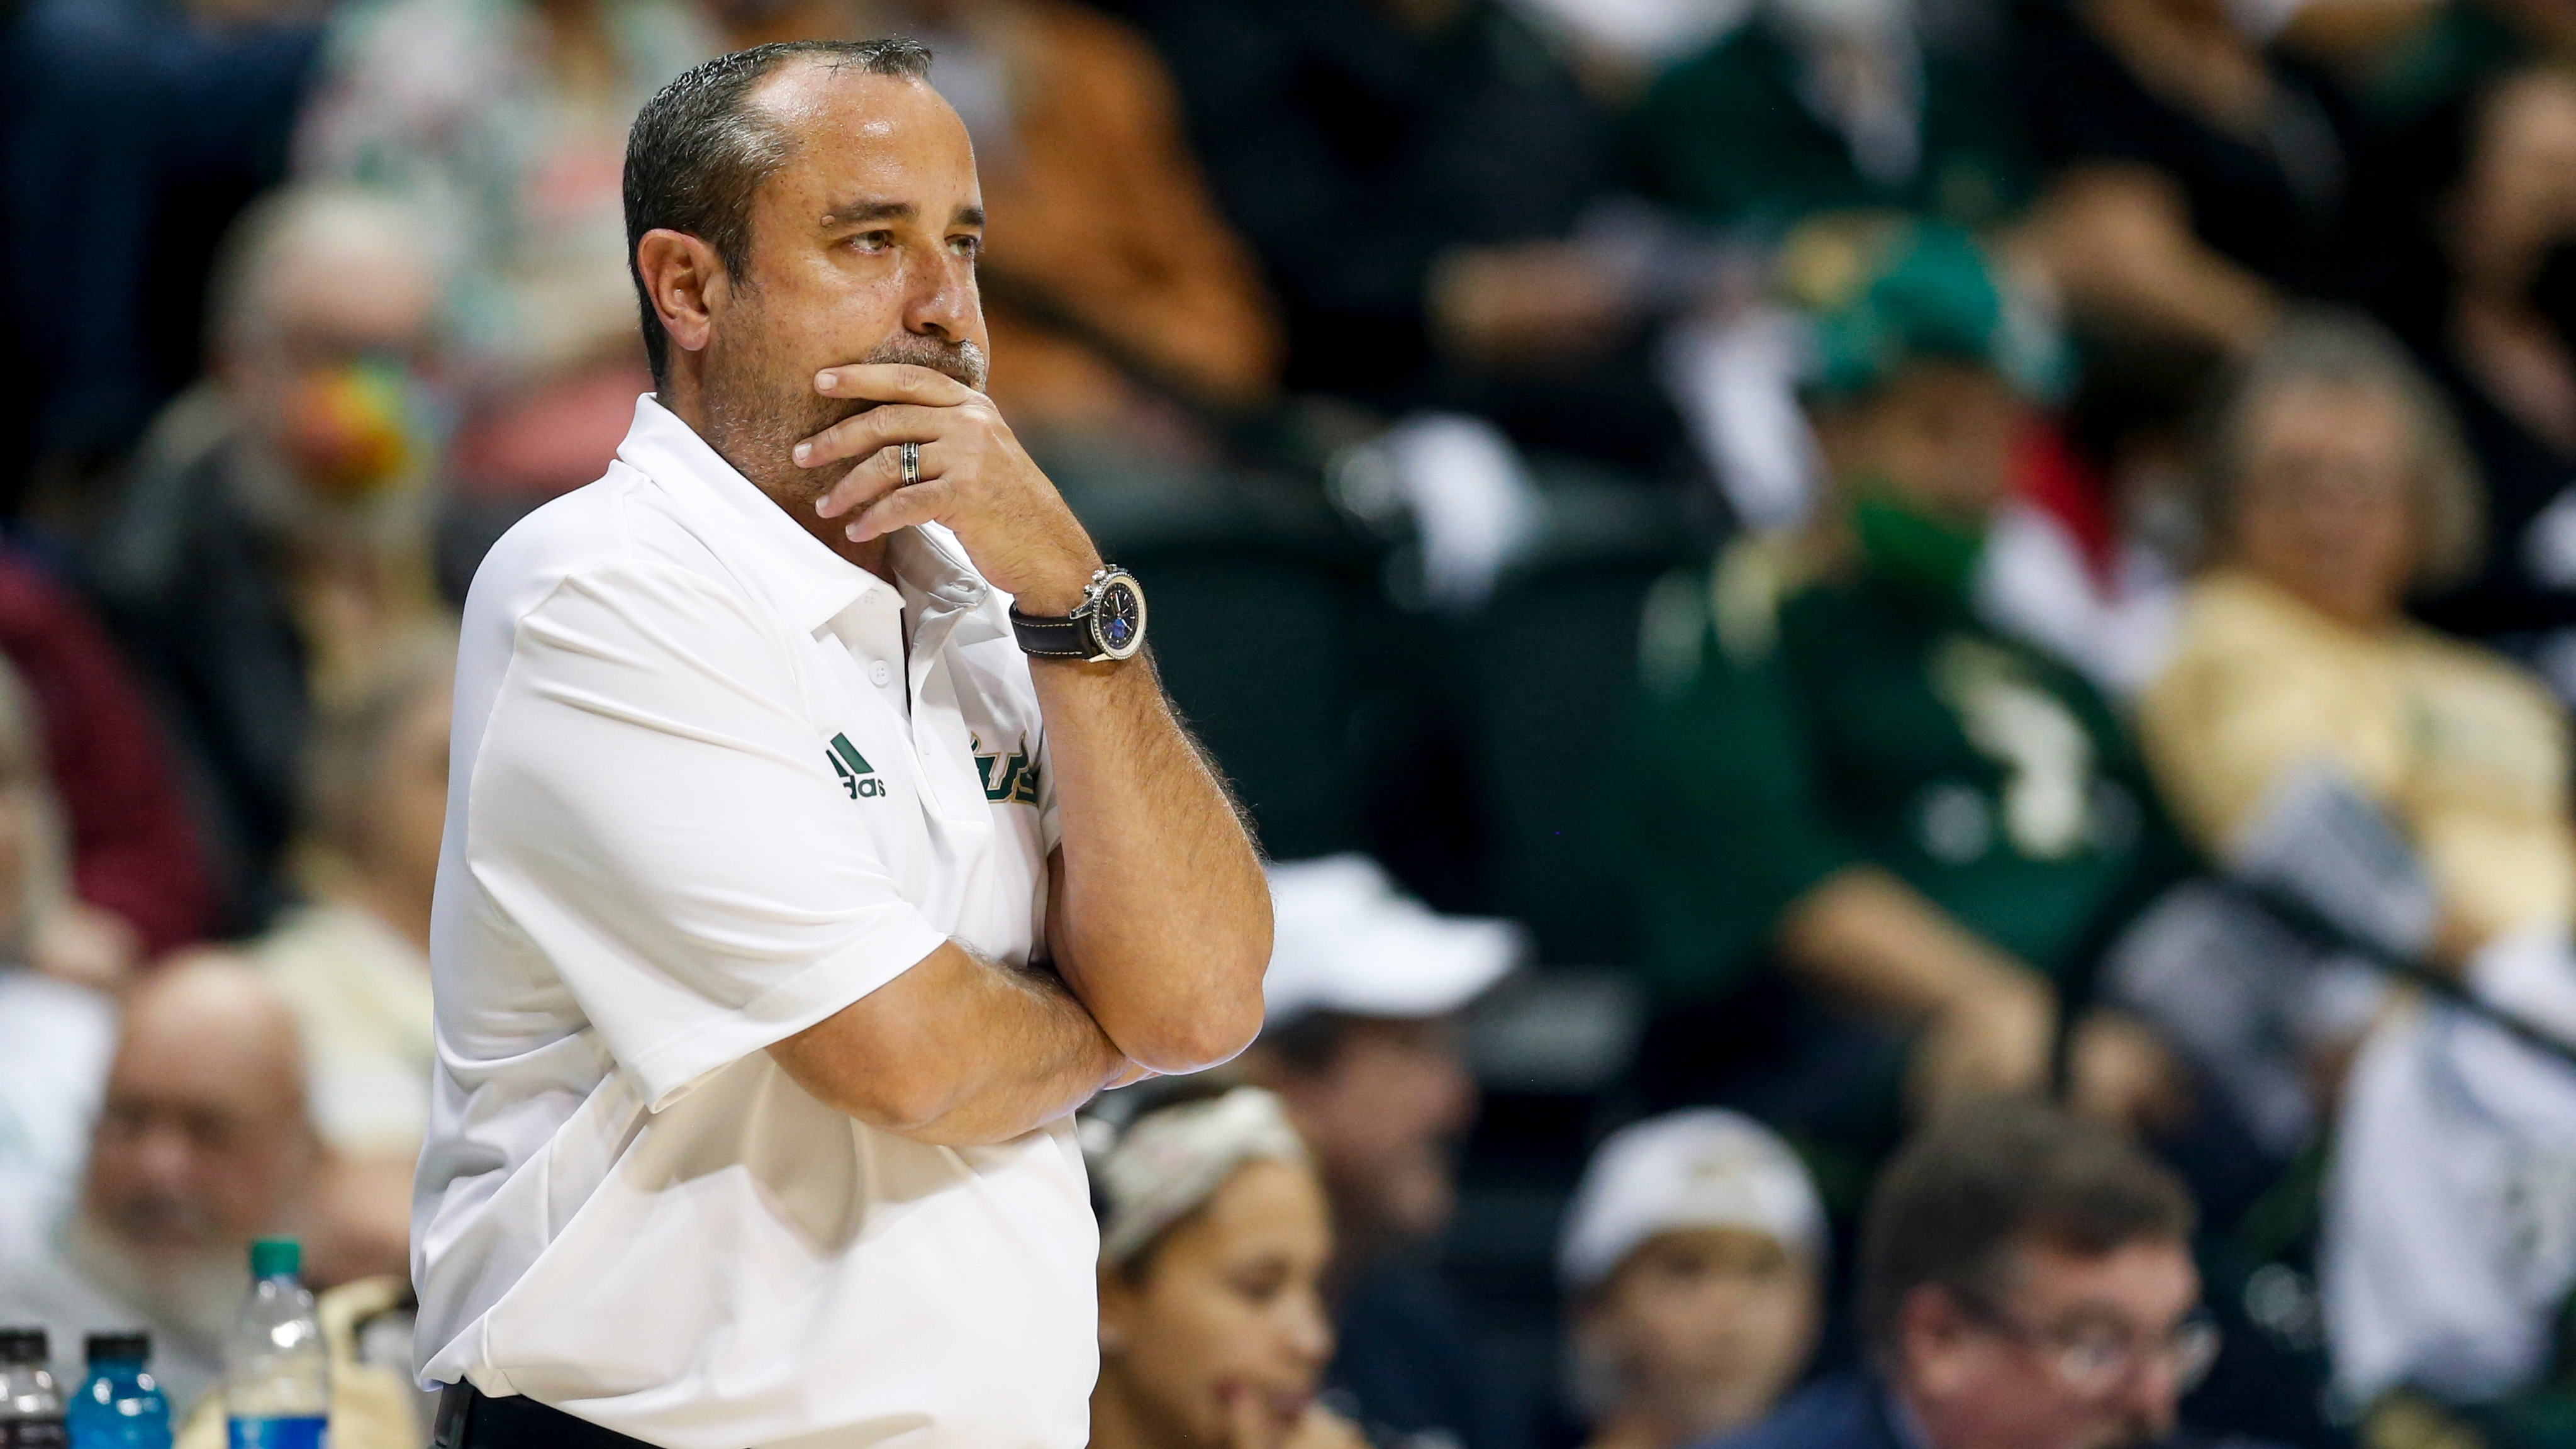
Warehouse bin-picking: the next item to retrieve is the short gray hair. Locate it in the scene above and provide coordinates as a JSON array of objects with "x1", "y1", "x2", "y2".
[{"x1": 2199, "y1": 309, "x2": 2486, "y2": 593}]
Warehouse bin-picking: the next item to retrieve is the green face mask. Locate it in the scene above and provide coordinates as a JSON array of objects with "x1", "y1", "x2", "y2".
[{"x1": 1850, "y1": 489, "x2": 1987, "y2": 607}]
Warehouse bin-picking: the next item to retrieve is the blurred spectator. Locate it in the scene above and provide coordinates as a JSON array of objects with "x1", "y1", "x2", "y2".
[
  {"x1": 1239, "y1": 855, "x2": 1532, "y2": 1449},
  {"x1": 250, "y1": 632, "x2": 452, "y2": 1284},
  {"x1": 2140, "y1": 311, "x2": 2560, "y2": 951},
  {"x1": 2112, "y1": 311, "x2": 2562, "y2": 1194},
  {"x1": 0, "y1": 954, "x2": 324, "y2": 1418},
  {"x1": 1557, "y1": 1111, "x2": 1827, "y2": 1449},
  {"x1": 1625, "y1": 220, "x2": 2188, "y2": 1145},
  {"x1": 0, "y1": 554, "x2": 211, "y2": 960},
  {"x1": 0, "y1": 654, "x2": 121, "y2": 1267},
  {"x1": 2014, "y1": 0, "x2": 2371, "y2": 355},
  {"x1": 733, "y1": 0, "x2": 1283, "y2": 464},
  {"x1": 1109, "y1": 0, "x2": 1684, "y2": 471},
  {"x1": 1707, "y1": 1099, "x2": 2215, "y2": 1449},
  {"x1": 0, "y1": 0, "x2": 320, "y2": 524},
  {"x1": 294, "y1": 0, "x2": 715, "y2": 498},
  {"x1": 1625, "y1": 0, "x2": 2032, "y2": 240},
  {"x1": 1086, "y1": 1082, "x2": 1364, "y2": 1449},
  {"x1": 2387, "y1": 67, "x2": 2576, "y2": 676},
  {"x1": 86, "y1": 186, "x2": 453, "y2": 931}
]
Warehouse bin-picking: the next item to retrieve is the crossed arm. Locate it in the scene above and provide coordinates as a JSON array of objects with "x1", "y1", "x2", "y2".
[{"x1": 766, "y1": 365, "x2": 1273, "y2": 1146}]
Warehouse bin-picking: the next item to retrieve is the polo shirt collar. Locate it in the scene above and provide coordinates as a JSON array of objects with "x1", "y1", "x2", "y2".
[{"x1": 616, "y1": 394, "x2": 1003, "y2": 644}]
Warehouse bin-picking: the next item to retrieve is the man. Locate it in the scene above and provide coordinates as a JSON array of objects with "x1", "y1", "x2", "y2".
[
  {"x1": 1709, "y1": 1100, "x2": 2217, "y2": 1449},
  {"x1": 411, "y1": 38, "x2": 1272, "y2": 1449},
  {"x1": 1624, "y1": 219, "x2": 2188, "y2": 1150},
  {"x1": 0, "y1": 954, "x2": 326, "y2": 1419},
  {"x1": 87, "y1": 183, "x2": 450, "y2": 931},
  {"x1": 1239, "y1": 854, "x2": 1527, "y2": 1449}
]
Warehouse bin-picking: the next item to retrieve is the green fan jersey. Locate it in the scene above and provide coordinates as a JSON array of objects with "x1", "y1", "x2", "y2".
[{"x1": 1625, "y1": 536, "x2": 2185, "y2": 1006}]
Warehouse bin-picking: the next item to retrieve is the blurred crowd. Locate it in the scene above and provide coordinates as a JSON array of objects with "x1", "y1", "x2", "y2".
[{"x1": 8, "y1": 0, "x2": 2576, "y2": 1444}]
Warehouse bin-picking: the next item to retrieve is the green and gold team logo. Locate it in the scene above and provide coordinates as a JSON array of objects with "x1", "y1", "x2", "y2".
[{"x1": 974, "y1": 732, "x2": 1040, "y2": 805}]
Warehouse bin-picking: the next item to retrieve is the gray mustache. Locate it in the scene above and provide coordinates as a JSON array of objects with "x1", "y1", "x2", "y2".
[{"x1": 861, "y1": 335, "x2": 988, "y2": 391}]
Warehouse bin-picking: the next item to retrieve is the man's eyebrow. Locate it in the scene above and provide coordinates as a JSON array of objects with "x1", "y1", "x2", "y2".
[
  {"x1": 821, "y1": 199, "x2": 915, "y2": 227},
  {"x1": 954, "y1": 204, "x2": 986, "y2": 229}
]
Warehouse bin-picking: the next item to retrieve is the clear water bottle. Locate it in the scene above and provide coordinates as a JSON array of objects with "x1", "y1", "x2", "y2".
[
  {"x1": 223, "y1": 1239, "x2": 328, "y2": 1449},
  {"x1": 67, "y1": 1334, "x2": 166, "y2": 1449},
  {"x1": 0, "y1": 1327, "x2": 66, "y2": 1448}
]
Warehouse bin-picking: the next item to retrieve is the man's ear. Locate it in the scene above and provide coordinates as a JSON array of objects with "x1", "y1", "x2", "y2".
[{"x1": 636, "y1": 229, "x2": 730, "y2": 360}]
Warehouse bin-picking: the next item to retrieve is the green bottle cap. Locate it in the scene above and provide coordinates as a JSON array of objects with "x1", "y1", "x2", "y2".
[{"x1": 248, "y1": 1237, "x2": 301, "y2": 1278}]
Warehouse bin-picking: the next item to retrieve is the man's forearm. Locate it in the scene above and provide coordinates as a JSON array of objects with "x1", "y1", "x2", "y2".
[
  {"x1": 1033, "y1": 651, "x2": 1271, "y2": 1072},
  {"x1": 784, "y1": 366, "x2": 1271, "y2": 1070},
  {"x1": 771, "y1": 941, "x2": 1137, "y2": 1147},
  {"x1": 1775, "y1": 864, "x2": 2045, "y2": 1022}
]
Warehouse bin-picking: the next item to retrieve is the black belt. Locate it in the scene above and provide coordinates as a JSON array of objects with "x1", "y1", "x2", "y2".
[{"x1": 432, "y1": 1384, "x2": 668, "y2": 1449}]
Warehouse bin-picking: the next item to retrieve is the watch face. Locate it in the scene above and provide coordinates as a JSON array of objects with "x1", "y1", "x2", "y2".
[{"x1": 1091, "y1": 574, "x2": 1147, "y2": 660}]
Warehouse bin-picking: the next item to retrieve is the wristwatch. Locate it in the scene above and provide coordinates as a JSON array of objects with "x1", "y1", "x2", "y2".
[{"x1": 1010, "y1": 566, "x2": 1148, "y2": 662}]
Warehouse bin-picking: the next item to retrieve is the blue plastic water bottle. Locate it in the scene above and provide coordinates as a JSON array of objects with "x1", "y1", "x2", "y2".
[
  {"x1": 223, "y1": 1240, "x2": 328, "y2": 1449},
  {"x1": 66, "y1": 1334, "x2": 167, "y2": 1449}
]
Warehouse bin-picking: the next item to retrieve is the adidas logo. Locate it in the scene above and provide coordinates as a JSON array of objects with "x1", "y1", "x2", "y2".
[{"x1": 827, "y1": 733, "x2": 887, "y2": 798}]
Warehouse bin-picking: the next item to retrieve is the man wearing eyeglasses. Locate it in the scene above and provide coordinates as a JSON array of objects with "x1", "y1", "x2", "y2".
[{"x1": 1703, "y1": 1100, "x2": 2229, "y2": 1449}]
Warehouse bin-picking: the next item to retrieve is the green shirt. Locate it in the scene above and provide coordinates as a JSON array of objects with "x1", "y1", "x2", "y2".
[{"x1": 1626, "y1": 540, "x2": 2179, "y2": 1005}]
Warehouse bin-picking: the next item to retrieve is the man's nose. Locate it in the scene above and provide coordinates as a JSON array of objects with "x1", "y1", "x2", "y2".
[
  {"x1": 131, "y1": 1119, "x2": 198, "y2": 1190},
  {"x1": 2119, "y1": 1356, "x2": 2183, "y2": 1440},
  {"x1": 902, "y1": 249, "x2": 977, "y2": 342}
]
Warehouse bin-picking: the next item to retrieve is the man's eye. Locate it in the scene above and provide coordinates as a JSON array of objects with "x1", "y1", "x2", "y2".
[
  {"x1": 949, "y1": 235, "x2": 981, "y2": 259},
  {"x1": 851, "y1": 231, "x2": 895, "y2": 254}
]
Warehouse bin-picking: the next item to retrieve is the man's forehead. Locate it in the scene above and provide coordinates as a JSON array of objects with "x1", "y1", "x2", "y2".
[
  {"x1": 2014, "y1": 1238, "x2": 2198, "y2": 1319},
  {"x1": 750, "y1": 59, "x2": 980, "y2": 211}
]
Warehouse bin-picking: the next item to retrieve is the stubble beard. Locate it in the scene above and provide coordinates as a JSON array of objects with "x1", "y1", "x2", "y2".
[{"x1": 698, "y1": 305, "x2": 990, "y2": 509}]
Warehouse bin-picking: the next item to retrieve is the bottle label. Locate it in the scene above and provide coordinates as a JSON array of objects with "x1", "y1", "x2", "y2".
[
  {"x1": 1, "y1": 1421, "x2": 69, "y2": 1448},
  {"x1": 227, "y1": 1417, "x2": 326, "y2": 1449}
]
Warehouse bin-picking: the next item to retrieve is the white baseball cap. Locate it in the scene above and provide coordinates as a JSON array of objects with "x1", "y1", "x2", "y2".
[
  {"x1": 1263, "y1": 854, "x2": 1525, "y2": 1024},
  {"x1": 1558, "y1": 1109, "x2": 1827, "y2": 1293}
]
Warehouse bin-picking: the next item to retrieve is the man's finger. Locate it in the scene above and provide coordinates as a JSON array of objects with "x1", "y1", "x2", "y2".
[
  {"x1": 814, "y1": 362, "x2": 981, "y2": 407},
  {"x1": 793, "y1": 403, "x2": 945, "y2": 470},
  {"x1": 845, "y1": 478, "x2": 956, "y2": 542},
  {"x1": 815, "y1": 442, "x2": 926, "y2": 521}
]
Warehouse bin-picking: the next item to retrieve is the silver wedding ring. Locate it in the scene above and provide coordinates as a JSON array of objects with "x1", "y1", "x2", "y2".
[{"x1": 899, "y1": 440, "x2": 921, "y2": 487}]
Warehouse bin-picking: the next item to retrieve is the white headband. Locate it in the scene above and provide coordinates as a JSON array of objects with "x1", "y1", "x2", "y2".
[{"x1": 1088, "y1": 1086, "x2": 1310, "y2": 1266}]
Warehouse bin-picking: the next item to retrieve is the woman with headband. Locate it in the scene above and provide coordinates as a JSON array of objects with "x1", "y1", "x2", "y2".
[{"x1": 1087, "y1": 1083, "x2": 1366, "y2": 1449}]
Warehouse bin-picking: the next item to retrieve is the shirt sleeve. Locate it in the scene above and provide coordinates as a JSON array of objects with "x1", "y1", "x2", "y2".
[{"x1": 465, "y1": 561, "x2": 950, "y2": 1110}]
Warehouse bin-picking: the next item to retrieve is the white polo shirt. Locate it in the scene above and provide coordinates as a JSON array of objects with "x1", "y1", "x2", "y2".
[{"x1": 413, "y1": 396, "x2": 1096, "y2": 1449}]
